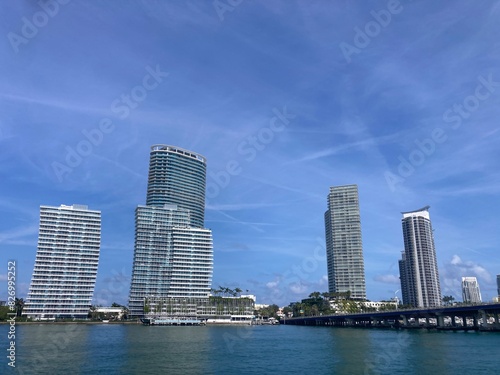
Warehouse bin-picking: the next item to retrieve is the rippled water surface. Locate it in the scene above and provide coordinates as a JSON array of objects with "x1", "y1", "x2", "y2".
[{"x1": 1, "y1": 323, "x2": 500, "y2": 374}]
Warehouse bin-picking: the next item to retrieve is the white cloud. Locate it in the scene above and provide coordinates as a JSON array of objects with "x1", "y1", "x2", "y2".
[
  {"x1": 374, "y1": 274, "x2": 400, "y2": 284},
  {"x1": 441, "y1": 255, "x2": 493, "y2": 300},
  {"x1": 289, "y1": 282, "x2": 308, "y2": 294},
  {"x1": 266, "y1": 280, "x2": 279, "y2": 289},
  {"x1": 318, "y1": 275, "x2": 328, "y2": 286},
  {"x1": 0, "y1": 225, "x2": 38, "y2": 244}
]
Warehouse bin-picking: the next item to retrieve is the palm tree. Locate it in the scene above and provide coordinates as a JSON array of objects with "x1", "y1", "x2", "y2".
[
  {"x1": 121, "y1": 307, "x2": 129, "y2": 320},
  {"x1": 89, "y1": 305, "x2": 98, "y2": 320},
  {"x1": 15, "y1": 298, "x2": 24, "y2": 317},
  {"x1": 309, "y1": 291, "x2": 321, "y2": 299},
  {"x1": 235, "y1": 288, "x2": 242, "y2": 297},
  {"x1": 442, "y1": 295, "x2": 455, "y2": 306},
  {"x1": 218, "y1": 286, "x2": 226, "y2": 296}
]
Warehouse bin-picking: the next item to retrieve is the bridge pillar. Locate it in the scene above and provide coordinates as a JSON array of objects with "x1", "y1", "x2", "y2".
[
  {"x1": 437, "y1": 315, "x2": 444, "y2": 328},
  {"x1": 479, "y1": 310, "x2": 488, "y2": 329},
  {"x1": 450, "y1": 315, "x2": 457, "y2": 327},
  {"x1": 400, "y1": 315, "x2": 408, "y2": 327},
  {"x1": 494, "y1": 311, "x2": 500, "y2": 329}
]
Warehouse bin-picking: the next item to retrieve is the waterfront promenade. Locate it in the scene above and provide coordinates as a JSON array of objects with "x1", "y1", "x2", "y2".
[{"x1": 283, "y1": 302, "x2": 500, "y2": 331}]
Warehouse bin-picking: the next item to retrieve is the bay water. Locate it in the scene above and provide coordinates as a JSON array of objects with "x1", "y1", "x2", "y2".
[{"x1": 1, "y1": 323, "x2": 499, "y2": 374}]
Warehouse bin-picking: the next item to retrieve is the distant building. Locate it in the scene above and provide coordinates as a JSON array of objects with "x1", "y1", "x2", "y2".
[
  {"x1": 128, "y1": 145, "x2": 213, "y2": 319},
  {"x1": 143, "y1": 296, "x2": 255, "y2": 319},
  {"x1": 324, "y1": 185, "x2": 366, "y2": 300},
  {"x1": 398, "y1": 206, "x2": 441, "y2": 308},
  {"x1": 240, "y1": 295, "x2": 256, "y2": 302},
  {"x1": 254, "y1": 304, "x2": 270, "y2": 310},
  {"x1": 461, "y1": 277, "x2": 482, "y2": 303},
  {"x1": 94, "y1": 306, "x2": 126, "y2": 320},
  {"x1": 23, "y1": 205, "x2": 101, "y2": 320},
  {"x1": 497, "y1": 274, "x2": 500, "y2": 297},
  {"x1": 329, "y1": 300, "x2": 397, "y2": 313}
]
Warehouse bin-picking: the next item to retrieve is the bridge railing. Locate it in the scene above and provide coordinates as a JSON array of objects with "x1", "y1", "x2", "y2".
[{"x1": 288, "y1": 302, "x2": 500, "y2": 319}]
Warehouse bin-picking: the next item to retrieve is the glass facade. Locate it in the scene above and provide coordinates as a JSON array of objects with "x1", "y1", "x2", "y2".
[
  {"x1": 324, "y1": 185, "x2": 366, "y2": 300},
  {"x1": 399, "y1": 206, "x2": 442, "y2": 308},
  {"x1": 128, "y1": 205, "x2": 213, "y2": 318},
  {"x1": 497, "y1": 274, "x2": 500, "y2": 297},
  {"x1": 23, "y1": 205, "x2": 101, "y2": 320},
  {"x1": 461, "y1": 277, "x2": 482, "y2": 303},
  {"x1": 129, "y1": 145, "x2": 213, "y2": 319},
  {"x1": 146, "y1": 145, "x2": 206, "y2": 228}
]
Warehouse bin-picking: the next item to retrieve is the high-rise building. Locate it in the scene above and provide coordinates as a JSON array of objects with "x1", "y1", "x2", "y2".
[
  {"x1": 23, "y1": 205, "x2": 101, "y2": 320},
  {"x1": 496, "y1": 274, "x2": 500, "y2": 297},
  {"x1": 399, "y1": 206, "x2": 441, "y2": 308},
  {"x1": 398, "y1": 255, "x2": 409, "y2": 306},
  {"x1": 461, "y1": 277, "x2": 482, "y2": 303},
  {"x1": 128, "y1": 205, "x2": 213, "y2": 317},
  {"x1": 129, "y1": 145, "x2": 213, "y2": 319},
  {"x1": 146, "y1": 145, "x2": 207, "y2": 228},
  {"x1": 324, "y1": 184, "x2": 366, "y2": 300}
]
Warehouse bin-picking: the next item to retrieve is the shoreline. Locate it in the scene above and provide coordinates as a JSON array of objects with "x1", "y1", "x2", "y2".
[{"x1": 0, "y1": 320, "x2": 140, "y2": 325}]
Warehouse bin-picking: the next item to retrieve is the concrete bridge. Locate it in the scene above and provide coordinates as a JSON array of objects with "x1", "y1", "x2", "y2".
[{"x1": 282, "y1": 303, "x2": 500, "y2": 331}]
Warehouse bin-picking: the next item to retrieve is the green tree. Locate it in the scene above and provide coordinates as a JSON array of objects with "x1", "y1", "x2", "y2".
[
  {"x1": 309, "y1": 291, "x2": 321, "y2": 299},
  {"x1": 0, "y1": 306, "x2": 10, "y2": 320},
  {"x1": 442, "y1": 295, "x2": 455, "y2": 306},
  {"x1": 15, "y1": 298, "x2": 24, "y2": 317},
  {"x1": 89, "y1": 305, "x2": 98, "y2": 320},
  {"x1": 321, "y1": 292, "x2": 331, "y2": 300}
]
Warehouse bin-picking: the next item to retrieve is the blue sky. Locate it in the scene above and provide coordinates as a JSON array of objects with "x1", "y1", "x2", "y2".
[{"x1": 1, "y1": 0, "x2": 500, "y2": 307}]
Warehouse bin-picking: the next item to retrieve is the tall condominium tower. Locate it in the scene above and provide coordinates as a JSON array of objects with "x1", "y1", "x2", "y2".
[
  {"x1": 146, "y1": 145, "x2": 207, "y2": 228},
  {"x1": 399, "y1": 206, "x2": 441, "y2": 308},
  {"x1": 129, "y1": 145, "x2": 213, "y2": 318},
  {"x1": 128, "y1": 205, "x2": 213, "y2": 317},
  {"x1": 324, "y1": 185, "x2": 366, "y2": 300},
  {"x1": 497, "y1": 274, "x2": 500, "y2": 297},
  {"x1": 461, "y1": 277, "x2": 482, "y2": 303},
  {"x1": 23, "y1": 205, "x2": 101, "y2": 320}
]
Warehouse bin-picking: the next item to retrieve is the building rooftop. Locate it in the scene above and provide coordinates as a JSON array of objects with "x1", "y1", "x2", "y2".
[
  {"x1": 150, "y1": 144, "x2": 206, "y2": 163},
  {"x1": 402, "y1": 205, "x2": 430, "y2": 219}
]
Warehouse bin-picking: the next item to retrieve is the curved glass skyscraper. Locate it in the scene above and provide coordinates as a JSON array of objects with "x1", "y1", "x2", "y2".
[
  {"x1": 129, "y1": 145, "x2": 213, "y2": 319},
  {"x1": 146, "y1": 145, "x2": 206, "y2": 228}
]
